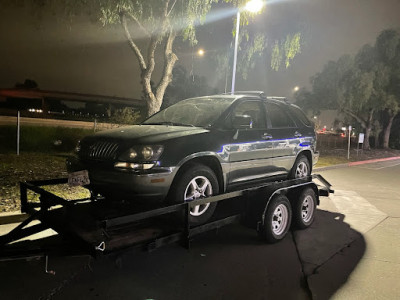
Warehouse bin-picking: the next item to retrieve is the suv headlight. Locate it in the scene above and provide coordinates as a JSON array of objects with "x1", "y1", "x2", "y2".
[
  {"x1": 142, "y1": 146, "x2": 154, "y2": 160},
  {"x1": 115, "y1": 145, "x2": 164, "y2": 170}
]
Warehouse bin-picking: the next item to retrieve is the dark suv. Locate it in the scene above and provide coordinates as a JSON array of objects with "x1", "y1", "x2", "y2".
[{"x1": 67, "y1": 92, "x2": 318, "y2": 224}]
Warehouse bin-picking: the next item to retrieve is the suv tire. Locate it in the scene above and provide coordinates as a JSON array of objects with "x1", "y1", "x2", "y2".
[
  {"x1": 169, "y1": 164, "x2": 219, "y2": 225},
  {"x1": 289, "y1": 155, "x2": 310, "y2": 179}
]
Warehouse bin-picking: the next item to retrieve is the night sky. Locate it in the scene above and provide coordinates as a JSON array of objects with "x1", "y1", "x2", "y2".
[{"x1": 1, "y1": 0, "x2": 400, "y2": 101}]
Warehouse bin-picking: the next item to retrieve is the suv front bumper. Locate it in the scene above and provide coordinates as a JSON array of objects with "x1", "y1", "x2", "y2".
[{"x1": 66, "y1": 156, "x2": 177, "y2": 199}]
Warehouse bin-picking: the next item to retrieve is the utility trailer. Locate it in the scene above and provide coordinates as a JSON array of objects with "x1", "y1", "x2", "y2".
[{"x1": 0, "y1": 175, "x2": 333, "y2": 262}]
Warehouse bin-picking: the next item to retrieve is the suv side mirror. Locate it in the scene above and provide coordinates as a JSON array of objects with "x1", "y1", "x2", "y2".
[{"x1": 233, "y1": 115, "x2": 252, "y2": 129}]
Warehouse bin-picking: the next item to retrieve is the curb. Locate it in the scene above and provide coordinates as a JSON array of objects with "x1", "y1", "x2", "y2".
[
  {"x1": 315, "y1": 156, "x2": 400, "y2": 172},
  {"x1": 348, "y1": 155, "x2": 400, "y2": 166},
  {"x1": 1, "y1": 156, "x2": 400, "y2": 226}
]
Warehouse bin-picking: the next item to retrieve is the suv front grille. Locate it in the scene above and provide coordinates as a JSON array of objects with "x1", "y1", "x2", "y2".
[{"x1": 80, "y1": 141, "x2": 120, "y2": 160}]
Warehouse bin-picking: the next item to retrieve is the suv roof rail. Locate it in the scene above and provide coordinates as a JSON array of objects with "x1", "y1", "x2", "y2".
[
  {"x1": 223, "y1": 91, "x2": 266, "y2": 98},
  {"x1": 266, "y1": 96, "x2": 290, "y2": 103}
]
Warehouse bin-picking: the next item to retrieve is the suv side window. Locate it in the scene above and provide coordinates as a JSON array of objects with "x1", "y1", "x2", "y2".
[
  {"x1": 265, "y1": 102, "x2": 296, "y2": 128},
  {"x1": 229, "y1": 100, "x2": 265, "y2": 129}
]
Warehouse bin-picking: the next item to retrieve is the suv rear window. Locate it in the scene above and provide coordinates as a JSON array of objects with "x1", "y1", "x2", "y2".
[
  {"x1": 289, "y1": 105, "x2": 313, "y2": 127},
  {"x1": 266, "y1": 103, "x2": 295, "y2": 128}
]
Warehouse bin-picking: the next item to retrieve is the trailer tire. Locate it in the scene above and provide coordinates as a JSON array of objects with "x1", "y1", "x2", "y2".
[
  {"x1": 261, "y1": 195, "x2": 292, "y2": 243},
  {"x1": 293, "y1": 187, "x2": 316, "y2": 229},
  {"x1": 169, "y1": 164, "x2": 218, "y2": 225}
]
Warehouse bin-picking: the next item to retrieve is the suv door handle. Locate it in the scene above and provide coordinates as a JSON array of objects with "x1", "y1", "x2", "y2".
[
  {"x1": 262, "y1": 133, "x2": 273, "y2": 140},
  {"x1": 294, "y1": 131, "x2": 302, "y2": 138}
]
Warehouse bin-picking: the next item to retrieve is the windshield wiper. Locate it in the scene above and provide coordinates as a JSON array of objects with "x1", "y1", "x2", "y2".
[{"x1": 144, "y1": 121, "x2": 195, "y2": 127}]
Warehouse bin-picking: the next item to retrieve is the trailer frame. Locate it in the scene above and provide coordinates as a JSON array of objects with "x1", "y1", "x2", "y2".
[{"x1": 0, "y1": 174, "x2": 333, "y2": 261}]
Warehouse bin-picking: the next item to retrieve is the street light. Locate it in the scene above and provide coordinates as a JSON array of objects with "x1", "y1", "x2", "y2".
[
  {"x1": 231, "y1": 0, "x2": 264, "y2": 94},
  {"x1": 191, "y1": 47, "x2": 205, "y2": 81}
]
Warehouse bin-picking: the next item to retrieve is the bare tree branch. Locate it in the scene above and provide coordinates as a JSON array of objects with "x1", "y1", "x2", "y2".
[
  {"x1": 167, "y1": 0, "x2": 177, "y2": 17},
  {"x1": 163, "y1": 0, "x2": 170, "y2": 16},
  {"x1": 121, "y1": 13, "x2": 146, "y2": 71},
  {"x1": 342, "y1": 108, "x2": 367, "y2": 128},
  {"x1": 145, "y1": 37, "x2": 158, "y2": 78},
  {"x1": 126, "y1": 11, "x2": 151, "y2": 38}
]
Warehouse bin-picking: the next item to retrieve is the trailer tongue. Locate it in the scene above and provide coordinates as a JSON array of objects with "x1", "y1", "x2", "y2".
[{"x1": 0, "y1": 175, "x2": 333, "y2": 261}]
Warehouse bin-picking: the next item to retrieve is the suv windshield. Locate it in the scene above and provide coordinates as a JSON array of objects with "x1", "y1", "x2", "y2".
[{"x1": 143, "y1": 97, "x2": 234, "y2": 127}]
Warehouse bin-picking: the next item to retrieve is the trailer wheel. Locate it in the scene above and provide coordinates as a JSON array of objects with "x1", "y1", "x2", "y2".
[
  {"x1": 289, "y1": 155, "x2": 310, "y2": 179},
  {"x1": 261, "y1": 195, "x2": 292, "y2": 243},
  {"x1": 293, "y1": 187, "x2": 317, "y2": 229},
  {"x1": 169, "y1": 164, "x2": 218, "y2": 225}
]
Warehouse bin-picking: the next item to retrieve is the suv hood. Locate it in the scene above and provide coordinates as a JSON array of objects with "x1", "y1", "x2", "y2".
[{"x1": 87, "y1": 124, "x2": 209, "y2": 144}]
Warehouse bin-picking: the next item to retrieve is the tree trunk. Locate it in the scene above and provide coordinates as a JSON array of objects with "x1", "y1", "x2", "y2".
[
  {"x1": 342, "y1": 108, "x2": 372, "y2": 150},
  {"x1": 383, "y1": 113, "x2": 395, "y2": 149},
  {"x1": 363, "y1": 109, "x2": 374, "y2": 150},
  {"x1": 120, "y1": 13, "x2": 165, "y2": 117},
  {"x1": 154, "y1": 30, "x2": 178, "y2": 116},
  {"x1": 364, "y1": 125, "x2": 372, "y2": 150},
  {"x1": 374, "y1": 133, "x2": 380, "y2": 149}
]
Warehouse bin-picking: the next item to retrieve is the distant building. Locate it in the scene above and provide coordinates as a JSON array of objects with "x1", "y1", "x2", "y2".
[{"x1": 0, "y1": 87, "x2": 145, "y2": 120}]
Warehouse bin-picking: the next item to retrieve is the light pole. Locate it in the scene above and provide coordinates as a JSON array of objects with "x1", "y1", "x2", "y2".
[{"x1": 231, "y1": 0, "x2": 264, "y2": 94}]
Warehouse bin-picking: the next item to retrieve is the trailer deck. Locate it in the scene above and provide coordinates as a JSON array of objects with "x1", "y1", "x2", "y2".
[{"x1": 0, "y1": 175, "x2": 333, "y2": 261}]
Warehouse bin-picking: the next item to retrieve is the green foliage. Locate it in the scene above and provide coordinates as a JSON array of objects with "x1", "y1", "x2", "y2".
[
  {"x1": 270, "y1": 33, "x2": 302, "y2": 71},
  {"x1": 284, "y1": 33, "x2": 301, "y2": 68},
  {"x1": 237, "y1": 32, "x2": 265, "y2": 79},
  {"x1": 271, "y1": 41, "x2": 282, "y2": 72},
  {"x1": 97, "y1": 0, "x2": 218, "y2": 45},
  {"x1": 109, "y1": 107, "x2": 141, "y2": 125},
  {"x1": 214, "y1": 50, "x2": 231, "y2": 81}
]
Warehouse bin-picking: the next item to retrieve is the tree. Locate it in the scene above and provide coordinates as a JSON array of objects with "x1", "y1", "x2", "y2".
[
  {"x1": 97, "y1": 0, "x2": 218, "y2": 116},
  {"x1": 296, "y1": 29, "x2": 400, "y2": 150},
  {"x1": 338, "y1": 64, "x2": 376, "y2": 149},
  {"x1": 374, "y1": 29, "x2": 400, "y2": 148}
]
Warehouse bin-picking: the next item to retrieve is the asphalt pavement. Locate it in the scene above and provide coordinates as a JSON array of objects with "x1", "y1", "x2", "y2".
[{"x1": 0, "y1": 158, "x2": 399, "y2": 300}]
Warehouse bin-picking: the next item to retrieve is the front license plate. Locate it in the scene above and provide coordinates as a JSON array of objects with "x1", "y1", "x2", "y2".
[{"x1": 68, "y1": 170, "x2": 90, "y2": 187}]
